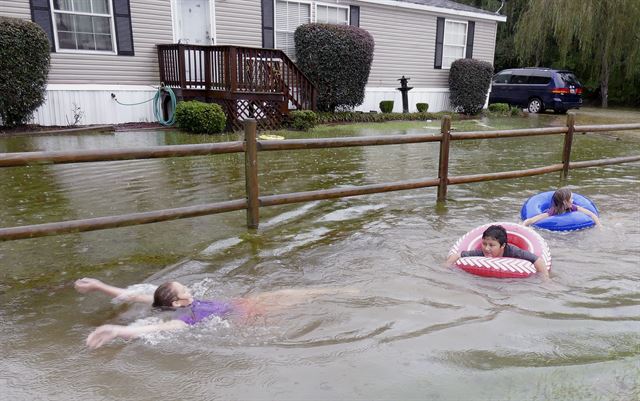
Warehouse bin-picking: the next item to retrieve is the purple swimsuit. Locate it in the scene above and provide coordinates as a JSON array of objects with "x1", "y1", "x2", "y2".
[{"x1": 175, "y1": 299, "x2": 234, "y2": 325}]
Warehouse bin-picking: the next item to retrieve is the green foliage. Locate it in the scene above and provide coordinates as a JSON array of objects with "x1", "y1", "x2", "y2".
[
  {"x1": 416, "y1": 103, "x2": 429, "y2": 113},
  {"x1": 316, "y1": 111, "x2": 446, "y2": 124},
  {"x1": 295, "y1": 23, "x2": 374, "y2": 112},
  {"x1": 379, "y1": 101, "x2": 394, "y2": 113},
  {"x1": 175, "y1": 101, "x2": 226, "y2": 134},
  {"x1": 0, "y1": 17, "x2": 50, "y2": 127},
  {"x1": 449, "y1": 59, "x2": 494, "y2": 115},
  {"x1": 514, "y1": 0, "x2": 640, "y2": 107},
  {"x1": 488, "y1": 103, "x2": 510, "y2": 113},
  {"x1": 289, "y1": 110, "x2": 318, "y2": 131}
]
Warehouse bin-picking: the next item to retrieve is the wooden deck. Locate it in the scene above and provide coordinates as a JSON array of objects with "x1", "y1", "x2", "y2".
[{"x1": 157, "y1": 44, "x2": 316, "y2": 130}]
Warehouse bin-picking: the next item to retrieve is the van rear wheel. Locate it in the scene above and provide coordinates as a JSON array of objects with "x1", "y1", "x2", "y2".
[{"x1": 527, "y1": 98, "x2": 543, "y2": 113}]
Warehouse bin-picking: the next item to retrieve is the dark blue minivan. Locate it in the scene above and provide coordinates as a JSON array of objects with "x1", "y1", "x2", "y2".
[{"x1": 488, "y1": 68, "x2": 582, "y2": 113}]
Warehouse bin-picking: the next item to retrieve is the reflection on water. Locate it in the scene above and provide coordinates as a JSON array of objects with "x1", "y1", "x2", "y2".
[{"x1": 0, "y1": 110, "x2": 639, "y2": 400}]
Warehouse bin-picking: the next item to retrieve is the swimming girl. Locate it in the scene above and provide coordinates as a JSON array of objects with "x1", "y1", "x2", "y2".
[
  {"x1": 445, "y1": 225, "x2": 549, "y2": 279},
  {"x1": 75, "y1": 278, "x2": 351, "y2": 349},
  {"x1": 522, "y1": 187, "x2": 602, "y2": 227}
]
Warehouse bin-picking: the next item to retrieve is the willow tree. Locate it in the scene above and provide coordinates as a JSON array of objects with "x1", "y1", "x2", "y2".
[{"x1": 514, "y1": 0, "x2": 640, "y2": 107}]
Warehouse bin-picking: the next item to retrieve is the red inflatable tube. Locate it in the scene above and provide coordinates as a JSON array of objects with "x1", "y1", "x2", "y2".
[{"x1": 449, "y1": 222, "x2": 552, "y2": 278}]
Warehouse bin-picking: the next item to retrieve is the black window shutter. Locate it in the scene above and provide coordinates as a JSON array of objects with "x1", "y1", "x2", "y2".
[
  {"x1": 262, "y1": 0, "x2": 275, "y2": 48},
  {"x1": 350, "y1": 6, "x2": 360, "y2": 27},
  {"x1": 434, "y1": 17, "x2": 444, "y2": 69},
  {"x1": 465, "y1": 21, "x2": 475, "y2": 58},
  {"x1": 29, "y1": 0, "x2": 55, "y2": 52},
  {"x1": 113, "y1": 0, "x2": 134, "y2": 56}
]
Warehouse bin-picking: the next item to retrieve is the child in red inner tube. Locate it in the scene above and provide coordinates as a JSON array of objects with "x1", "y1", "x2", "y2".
[{"x1": 446, "y1": 225, "x2": 549, "y2": 279}]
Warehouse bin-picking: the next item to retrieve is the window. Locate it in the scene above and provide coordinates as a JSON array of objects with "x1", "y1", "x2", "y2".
[
  {"x1": 510, "y1": 75, "x2": 528, "y2": 84},
  {"x1": 275, "y1": 1, "x2": 349, "y2": 59},
  {"x1": 316, "y1": 4, "x2": 349, "y2": 25},
  {"x1": 493, "y1": 73, "x2": 511, "y2": 84},
  {"x1": 442, "y1": 20, "x2": 467, "y2": 69},
  {"x1": 52, "y1": 0, "x2": 116, "y2": 52},
  {"x1": 528, "y1": 76, "x2": 552, "y2": 85},
  {"x1": 275, "y1": 0, "x2": 311, "y2": 59}
]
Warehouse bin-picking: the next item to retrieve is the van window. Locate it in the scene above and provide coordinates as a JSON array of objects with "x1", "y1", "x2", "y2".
[
  {"x1": 559, "y1": 72, "x2": 581, "y2": 86},
  {"x1": 528, "y1": 76, "x2": 552, "y2": 85},
  {"x1": 510, "y1": 75, "x2": 529, "y2": 84},
  {"x1": 493, "y1": 73, "x2": 511, "y2": 84}
]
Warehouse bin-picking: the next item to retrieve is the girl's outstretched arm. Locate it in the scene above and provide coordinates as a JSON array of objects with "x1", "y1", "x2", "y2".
[
  {"x1": 445, "y1": 252, "x2": 461, "y2": 267},
  {"x1": 74, "y1": 278, "x2": 153, "y2": 304},
  {"x1": 533, "y1": 257, "x2": 550, "y2": 281},
  {"x1": 576, "y1": 206, "x2": 602, "y2": 227},
  {"x1": 86, "y1": 320, "x2": 187, "y2": 349},
  {"x1": 522, "y1": 212, "x2": 549, "y2": 226}
]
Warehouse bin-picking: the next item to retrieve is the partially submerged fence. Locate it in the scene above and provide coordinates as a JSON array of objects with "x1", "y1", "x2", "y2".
[{"x1": 0, "y1": 115, "x2": 639, "y2": 241}]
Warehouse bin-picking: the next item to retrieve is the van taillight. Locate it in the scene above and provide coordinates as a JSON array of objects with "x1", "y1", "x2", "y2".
[{"x1": 551, "y1": 88, "x2": 582, "y2": 95}]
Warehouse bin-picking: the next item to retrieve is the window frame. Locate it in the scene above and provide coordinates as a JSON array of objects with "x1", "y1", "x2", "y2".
[
  {"x1": 314, "y1": 1, "x2": 350, "y2": 25},
  {"x1": 442, "y1": 19, "x2": 468, "y2": 70},
  {"x1": 49, "y1": 0, "x2": 118, "y2": 55},
  {"x1": 274, "y1": 0, "x2": 350, "y2": 59}
]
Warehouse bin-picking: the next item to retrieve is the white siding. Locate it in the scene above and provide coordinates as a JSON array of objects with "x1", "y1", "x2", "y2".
[
  {"x1": 215, "y1": 0, "x2": 262, "y2": 47},
  {"x1": 1, "y1": 0, "x2": 173, "y2": 85},
  {"x1": 0, "y1": 0, "x2": 30, "y2": 18}
]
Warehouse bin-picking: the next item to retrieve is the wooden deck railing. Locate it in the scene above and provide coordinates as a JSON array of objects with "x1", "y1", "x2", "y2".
[
  {"x1": 0, "y1": 114, "x2": 638, "y2": 241},
  {"x1": 157, "y1": 44, "x2": 317, "y2": 130}
]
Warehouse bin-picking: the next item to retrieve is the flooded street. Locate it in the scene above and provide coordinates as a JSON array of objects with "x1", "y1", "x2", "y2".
[{"x1": 0, "y1": 108, "x2": 638, "y2": 400}]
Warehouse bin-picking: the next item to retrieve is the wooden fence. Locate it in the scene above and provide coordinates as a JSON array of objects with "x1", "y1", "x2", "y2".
[{"x1": 0, "y1": 115, "x2": 638, "y2": 241}]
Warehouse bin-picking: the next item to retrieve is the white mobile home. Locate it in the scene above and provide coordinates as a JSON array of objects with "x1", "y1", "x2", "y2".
[{"x1": 0, "y1": 0, "x2": 505, "y2": 126}]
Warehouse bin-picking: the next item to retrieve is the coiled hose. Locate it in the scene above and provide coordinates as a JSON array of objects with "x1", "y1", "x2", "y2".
[{"x1": 111, "y1": 85, "x2": 176, "y2": 126}]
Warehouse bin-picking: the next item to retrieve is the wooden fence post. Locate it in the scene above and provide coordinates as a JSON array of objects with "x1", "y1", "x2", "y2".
[
  {"x1": 244, "y1": 119, "x2": 259, "y2": 228},
  {"x1": 562, "y1": 112, "x2": 575, "y2": 179},
  {"x1": 437, "y1": 115, "x2": 452, "y2": 202},
  {"x1": 177, "y1": 44, "x2": 186, "y2": 89}
]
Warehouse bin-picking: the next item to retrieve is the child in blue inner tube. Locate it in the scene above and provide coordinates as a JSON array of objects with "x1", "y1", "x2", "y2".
[
  {"x1": 446, "y1": 225, "x2": 549, "y2": 279},
  {"x1": 75, "y1": 278, "x2": 352, "y2": 349},
  {"x1": 522, "y1": 187, "x2": 602, "y2": 227}
]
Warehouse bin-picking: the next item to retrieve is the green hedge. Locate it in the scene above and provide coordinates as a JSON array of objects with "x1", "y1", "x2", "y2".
[
  {"x1": 416, "y1": 103, "x2": 429, "y2": 112},
  {"x1": 316, "y1": 111, "x2": 447, "y2": 124},
  {"x1": 448, "y1": 58, "x2": 493, "y2": 115},
  {"x1": 488, "y1": 103, "x2": 510, "y2": 113},
  {"x1": 289, "y1": 110, "x2": 317, "y2": 130},
  {"x1": 175, "y1": 101, "x2": 226, "y2": 134},
  {"x1": 379, "y1": 100, "x2": 394, "y2": 113},
  {"x1": 295, "y1": 23, "x2": 374, "y2": 112},
  {"x1": 0, "y1": 17, "x2": 50, "y2": 127}
]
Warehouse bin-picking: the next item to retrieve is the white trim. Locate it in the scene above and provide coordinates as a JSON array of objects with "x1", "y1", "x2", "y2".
[
  {"x1": 45, "y1": 84, "x2": 160, "y2": 91},
  {"x1": 365, "y1": 87, "x2": 450, "y2": 92},
  {"x1": 49, "y1": 0, "x2": 118, "y2": 54},
  {"x1": 357, "y1": 0, "x2": 507, "y2": 22}
]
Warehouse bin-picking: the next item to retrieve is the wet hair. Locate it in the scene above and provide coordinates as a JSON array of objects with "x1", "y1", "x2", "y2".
[
  {"x1": 482, "y1": 225, "x2": 508, "y2": 246},
  {"x1": 549, "y1": 187, "x2": 573, "y2": 215},
  {"x1": 152, "y1": 282, "x2": 178, "y2": 309}
]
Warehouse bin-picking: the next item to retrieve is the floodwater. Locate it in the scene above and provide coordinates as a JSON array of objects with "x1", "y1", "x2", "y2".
[{"x1": 0, "y1": 108, "x2": 639, "y2": 400}]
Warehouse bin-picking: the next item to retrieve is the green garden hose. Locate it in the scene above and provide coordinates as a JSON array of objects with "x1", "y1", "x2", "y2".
[{"x1": 111, "y1": 85, "x2": 176, "y2": 126}]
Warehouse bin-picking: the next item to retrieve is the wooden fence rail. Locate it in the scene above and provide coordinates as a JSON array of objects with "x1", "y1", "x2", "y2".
[{"x1": 0, "y1": 115, "x2": 638, "y2": 241}]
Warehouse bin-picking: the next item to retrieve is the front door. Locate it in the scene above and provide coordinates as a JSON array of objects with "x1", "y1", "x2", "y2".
[{"x1": 176, "y1": 0, "x2": 213, "y2": 44}]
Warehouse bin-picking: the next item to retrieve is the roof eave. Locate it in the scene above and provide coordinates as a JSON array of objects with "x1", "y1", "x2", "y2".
[{"x1": 357, "y1": 0, "x2": 508, "y2": 22}]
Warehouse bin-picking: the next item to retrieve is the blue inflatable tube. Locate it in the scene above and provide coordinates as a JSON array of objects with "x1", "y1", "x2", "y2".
[{"x1": 520, "y1": 191, "x2": 599, "y2": 231}]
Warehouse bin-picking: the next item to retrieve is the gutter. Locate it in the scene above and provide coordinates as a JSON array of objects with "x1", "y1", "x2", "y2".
[{"x1": 356, "y1": 0, "x2": 508, "y2": 22}]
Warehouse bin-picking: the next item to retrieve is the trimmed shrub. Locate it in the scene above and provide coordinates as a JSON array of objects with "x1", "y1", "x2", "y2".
[
  {"x1": 175, "y1": 101, "x2": 226, "y2": 134},
  {"x1": 295, "y1": 23, "x2": 374, "y2": 112},
  {"x1": 448, "y1": 59, "x2": 493, "y2": 115},
  {"x1": 416, "y1": 103, "x2": 429, "y2": 112},
  {"x1": 488, "y1": 103, "x2": 510, "y2": 113},
  {"x1": 0, "y1": 17, "x2": 50, "y2": 127},
  {"x1": 379, "y1": 101, "x2": 394, "y2": 113},
  {"x1": 315, "y1": 111, "x2": 448, "y2": 124},
  {"x1": 289, "y1": 110, "x2": 317, "y2": 130}
]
